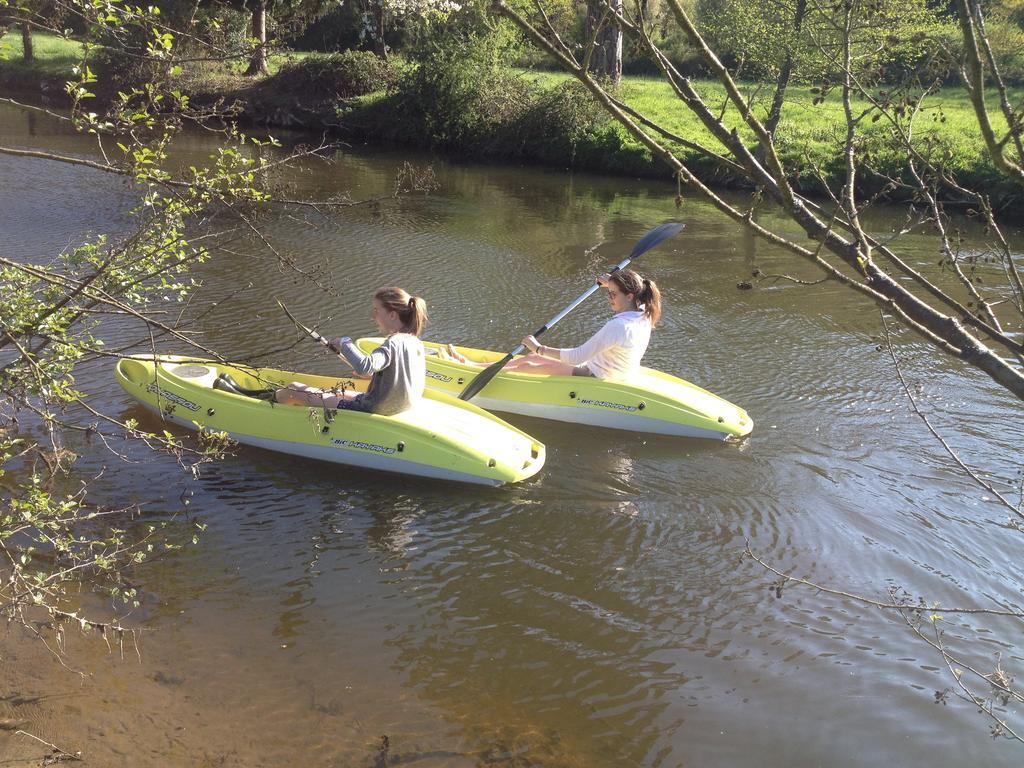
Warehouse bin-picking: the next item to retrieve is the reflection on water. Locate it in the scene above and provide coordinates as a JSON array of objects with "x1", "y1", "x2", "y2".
[{"x1": 2, "y1": 100, "x2": 1024, "y2": 767}]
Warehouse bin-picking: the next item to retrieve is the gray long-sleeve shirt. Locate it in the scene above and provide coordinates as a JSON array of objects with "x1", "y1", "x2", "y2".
[{"x1": 339, "y1": 334, "x2": 425, "y2": 416}]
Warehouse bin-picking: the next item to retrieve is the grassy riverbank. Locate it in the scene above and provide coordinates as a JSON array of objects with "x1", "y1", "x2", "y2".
[
  {"x1": 0, "y1": 31, "x2": 311, "y2": 76},
  {"x1": 2, "y1": 30, "x2": 1018, "y2": 209},
  {"x1": 343, "y1": 63, "x2": 1018, "y2": 206}
]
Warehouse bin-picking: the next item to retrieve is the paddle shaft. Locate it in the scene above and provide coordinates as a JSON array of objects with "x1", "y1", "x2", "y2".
[
  {"x1": 276, "y1": 300, "x2": 357, "y2": 373},
  {"x1": 458, "y1": 221, "x2": 684, "y2": 401},
  {"x1": 278, "y1": 300, "x2": 340, "y2": 351},
  {"x1": 466, "y1": 275, "x2": 623, "y2": 393},
  {"x1": 508, "y1": 256, "x2": 636, "y2": 357}
]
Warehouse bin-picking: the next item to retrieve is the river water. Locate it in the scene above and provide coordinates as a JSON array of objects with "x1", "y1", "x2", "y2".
[{"x1": 1, "y1": 102, "x2": 1023, "y2": 767}]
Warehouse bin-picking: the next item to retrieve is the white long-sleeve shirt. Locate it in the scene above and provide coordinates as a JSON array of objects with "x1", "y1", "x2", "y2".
[{"x1": 557, "y1": 310, "x2": 651, "y2": 380}]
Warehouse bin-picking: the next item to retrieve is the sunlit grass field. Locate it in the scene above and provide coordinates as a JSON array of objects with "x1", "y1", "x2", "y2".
[
  {"x1": 515, "y1": 67, "x2": 1019, "y2": 191},
  {"x1": 0, "y1": 29, "x2": 84, "y2": 75},
  {"x1": 0, "y1": 30, "x2": 308, "y2": 77}
]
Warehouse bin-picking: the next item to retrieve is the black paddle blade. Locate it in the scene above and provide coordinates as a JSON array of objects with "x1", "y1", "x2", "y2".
[
  {"x1": 458, "y1": 352, "x2": 514, "y2": 401},
  {"x1": 628, "y1": 221, "x2": 684, "y2": 260}
]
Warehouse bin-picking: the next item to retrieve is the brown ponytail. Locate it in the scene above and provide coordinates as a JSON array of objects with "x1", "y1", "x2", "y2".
[
  {"x1": 610, "y1": 269, "x2": 661, "y2": 328},
  {"x1": 374, "y1": 286, "x2": 428, "y2": 336}
]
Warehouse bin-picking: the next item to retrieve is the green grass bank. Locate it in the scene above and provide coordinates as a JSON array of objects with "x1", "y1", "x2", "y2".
[{"x1": 2, "y1": 31, "x2": 1020, "y2": 211}]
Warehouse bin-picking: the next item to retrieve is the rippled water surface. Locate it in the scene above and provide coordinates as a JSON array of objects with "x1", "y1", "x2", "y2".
[{"x1": 2, "y1": 102, "x2": 1024, "y2": 767}]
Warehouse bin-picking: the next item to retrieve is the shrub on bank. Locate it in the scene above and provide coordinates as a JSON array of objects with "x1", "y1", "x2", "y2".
[
  {"x1": 89, "y1": 44, "x2": 163, "y2": 95},
  {"x1": 268, "y1": 51, "x2": 398, "y2": 100},
  {"x1": 172, "y1": 51, "x2": 399, "y2": 126},
  {"x1": 360, "y1": 34, "x2": 653, "y2": 174},
  {"x1": 394, "y1": 35, "x2": 531, "y2": 148},
  {"x1": 516, "y1": 81, "x2": 632, "y2": 166}
]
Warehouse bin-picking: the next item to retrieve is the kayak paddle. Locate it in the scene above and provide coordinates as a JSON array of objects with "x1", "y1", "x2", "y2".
[
  {"x1": 458, "y1": 221, "x2": 685, "y2": 401},
  {"x1": 277, "y1": 299, "x2": 345, "y2": 356}
]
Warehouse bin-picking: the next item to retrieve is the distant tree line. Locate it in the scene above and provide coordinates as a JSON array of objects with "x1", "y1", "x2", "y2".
[{"x1": 9, "y1": 0, "x2": 1022, "y2": 87}]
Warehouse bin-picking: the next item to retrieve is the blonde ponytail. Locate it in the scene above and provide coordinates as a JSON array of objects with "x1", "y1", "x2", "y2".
[{"x1": 375, "y1": 287, "x2": 428, "y2": 336}]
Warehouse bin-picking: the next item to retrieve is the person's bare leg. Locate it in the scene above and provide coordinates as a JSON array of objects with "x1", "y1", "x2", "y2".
[
  {"x1": 445, "y1": 344, "x2": 470, "y2": 364},
  {"x1": 274, "y1": 382, "x2": 360, "y2": 407},
  {"x1": 501, "y1": 355, "x2": 576, "y2": 375},
  {"x1": 448, "y1": 349, "x2": 576, "y2": 375}
]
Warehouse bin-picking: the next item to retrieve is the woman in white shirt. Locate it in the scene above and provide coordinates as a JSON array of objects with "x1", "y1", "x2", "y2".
[{"x1": 455, "y1": 269, "x2": 661, "y2": 381}]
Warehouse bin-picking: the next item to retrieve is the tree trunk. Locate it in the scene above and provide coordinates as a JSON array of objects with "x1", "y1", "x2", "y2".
[
  {"x1": 375, "y1": 2, "x2": 387, "y2": 59},
  {"x1": 244, "y1": 1, "x2": 268, "y2": 76},
  {"x1": 765, "y1": 0, "x2": 806, "y2": 138},
  {"x1": 21, "y1": 22, "x2": 34, "y2": 63},
  {"x1": 586, "y1": 0, "x2": 623, "y2": 85},
  {"x1": 365, "y1": 0, "x2": 388, "y2": 59}
]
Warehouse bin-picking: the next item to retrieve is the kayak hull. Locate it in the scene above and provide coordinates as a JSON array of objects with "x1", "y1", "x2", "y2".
[
  {"x1": 457, "y1": 397, "x2": 737, "y2": 439},
  {"x1": 356, "y1": 339, "x2": 753, "y2": 440},
  {"x1": 115, "y1": 355, "x2": 545, "y2": 486}
]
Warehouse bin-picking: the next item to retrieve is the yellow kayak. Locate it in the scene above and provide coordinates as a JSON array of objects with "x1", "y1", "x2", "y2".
[
  {"x1": 355, "y1": 339, "x2": 752, "y2": 440},
  {"x1": 115, "y1": 355, "x2": 545, "y2": 485}
]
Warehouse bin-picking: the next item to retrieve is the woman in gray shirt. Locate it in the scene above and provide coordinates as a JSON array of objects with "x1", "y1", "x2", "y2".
[{"x1": 274, "y1": 287, "x2": 427, "y2": 416}]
